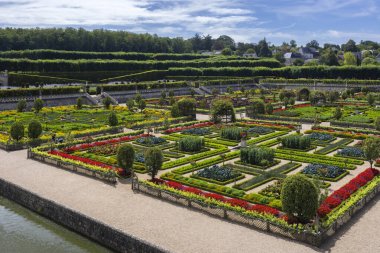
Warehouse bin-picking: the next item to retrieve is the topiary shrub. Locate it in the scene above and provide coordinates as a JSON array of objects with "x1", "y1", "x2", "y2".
[
  {"x1": 240, "y1": 146, "x2": 275, "y2": 166},
  {"x1": 17, "y1": 100, "x2": 27, "y2": 112},
  {"x1": 10, "y1": 122, "x2": 24, "y2": 142},
  {"x1": 178, "y1": 136, "x2": 204, "y2": 152},
  {"x1": 76, "y1": 97, "x2": 83, "y2": 109},
  {"x1": 221, "y1": 127, "x2": 242, "y2": 141},
  {"x1": 108, "y1": 111, "x2": 118, "y2": 126},
  {"x1": 145, "y1": 147, "x2": 164, "y2": 180},
  {"x1": 281, "y1": 135, "x2": 311, "y2": 150},
  {"x1": 103, "y1": 96, "x2": 112, "y2": 109},
  {"x1": 117, "y1": 144, "x2": 135, "y2": 176},
  {"x1": 33, "y1": 98, "x2": 44, "y2": 113},
  {"x1": 28, "y1": 120, "x2": 42, "y2": 139},
  {"x1": 281, "y1": 174, "x2": 318, "y2": 223}
]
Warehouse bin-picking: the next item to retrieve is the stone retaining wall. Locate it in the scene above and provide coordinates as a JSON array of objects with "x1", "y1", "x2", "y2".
[{"x1": 0, "y1": 178, "x2": 168, "y2": 253}]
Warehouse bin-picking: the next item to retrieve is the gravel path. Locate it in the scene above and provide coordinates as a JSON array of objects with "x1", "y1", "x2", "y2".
[{"x1": 0, "y1": 149, "x2": 379, "y2": 253}]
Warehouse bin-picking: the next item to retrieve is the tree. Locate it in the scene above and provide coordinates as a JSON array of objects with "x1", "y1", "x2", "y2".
[
  {"x1": 76, "y1": 97, "x2": 83, "y2": 109},
  {"x1": 103, "y1": 97, "x2": 112, "y2": 109},
  {"x1": 334, "y1": 107, "x2": 342, "y2": 120},
  {"x1": 375, "y1": 117, "x2": 380, "y2": 131},
  {"x1": 266, "y1": 103, "x2": 274, "y2": 115},
  {"x1": 343, "y1": 52, "x2": 357, "y2": 66},
  {"x1": 257, "y1": 38, "x2": 272, "y2": 57},
  {"x1": 281, "y1": 174, "x2": 319, "y2": 223},
  {"x1": 145, "y1": 147, "x2": 163, "y2": 180},
  {"x1": 306, "y1": 40, "x2": 319, "y2": 49},
  {"x1": 33, "y1": 98, "x2": 44, "y2": 113},
  {"x1": 293, "y1": 58, "x2": 304, "y2": 66},
  {"x1": 362, "y1": 137, "x2": 380, "y2": 168},
  {"x1": 274, "y1": 52, "x2": 285, "y2": 63},
  {"x1": 176, "y1": 98, "x2": 197, "y2": 119},
  {"x1": 28, "y1": 120, "x2": 42, "y2": 139},
  {"x1": 108, "y1": 111, "x2": 118, "y2": 126},
  {"x1": 117, "y1": 144, "x2": 135, "y2": 176},
  {"x1": 221, "y1": 47, "x2": 232, "y2": 56},
  {"x1": 367, "y1": 93, "x2": 375, "y2": 106},
  {"x1": 290, "y1": 40, "x2": 297, "y2": 48},
  {"x1": 210, "y1": 99, "x2": 236, "y2": 123},
  {"x1": 171, "y1": 103, "x2": 180, "y2": 117},
  {"x1": 342, "y1": 39, "x2": 358, "y2": 52},
  {"x1": 361, "y1": 57, "x2": 377, "y2": 66},
  {"x1": 135, "y1": 92, "x2": 142, "y2": 104},
  {"x1": 289, "y1": 97, "x2": 295, "y2": 106},
  {"x1": 320, "y1": 48, "x2": 339, "y2": 66},
  {"x1": 10, "y1": 122, "x2": 24, "y2": 142},
  {"x1": 138, "y1": 99, "x2": 146, "y2": 111},
  {"x1": 226, "y1": 86, "x2": 233, "y2": 94},
  {"x1": 17, "y1": 100, "x2": 27, "y2": 112},
  {"x1": 127, "y1": 98, "x2": 135, "y2": 111}
]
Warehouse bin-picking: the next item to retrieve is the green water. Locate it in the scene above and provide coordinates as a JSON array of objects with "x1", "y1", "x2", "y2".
[{"x1": 0, "y1": 196, "x2": 113, "y2": 253}]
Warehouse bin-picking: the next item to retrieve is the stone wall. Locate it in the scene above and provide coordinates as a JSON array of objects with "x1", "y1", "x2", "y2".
[{"x1": 0, "y1": 178, "x2": 168, "y2": 253}]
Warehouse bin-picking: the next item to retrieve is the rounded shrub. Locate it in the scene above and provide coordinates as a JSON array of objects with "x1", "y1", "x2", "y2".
[
  {"x1": 145, "y1": 147, "x2": 164, "y2": 180},
  {"x1": 33, "y1": 98, "x2": 44, "y2": 113},
  {"x1": 281, "y1": 174, "x2": 318, "y2": 223},
  {"x1": 10, "y1": 122, "x2": 24, "y2": 142},
  {"x1": 108, "y1": 111, "x2": 118, "y2": 126},
  {"x1": 17, "y1": 100, "x2": 27, "y2": 112},
  {"x1": 117, "y1": 144, "x2": 135, "y2": 176},
  {"x1": 28, "y1": 120, "x2": 42, "y2": 139}
]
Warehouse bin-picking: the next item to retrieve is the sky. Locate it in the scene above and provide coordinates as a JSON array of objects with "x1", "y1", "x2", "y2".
[{"x1": 0, "y1": 0, "x2": 379, "y2": 46}]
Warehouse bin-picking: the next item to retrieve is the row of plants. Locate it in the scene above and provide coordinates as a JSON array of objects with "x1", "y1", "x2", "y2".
[
  {"x1": 261, "y1": 78, "x2": 380, "y2": 86},
  {"x1": 336, "y1": 147, "x2": 365, "y2": 159},
  {"x1": 305, "y1": 129, "x2": 369, "y2": 140},
  {"x1": 135, "y1": 136, "x2": 167, "y2": 146},
  {"x1": 220, "y1": 127, "x2": 243, "y2": 141},
  {"x1": 246, "y1": 131, "x2": 289, "y2": 145},
  {"x1": 311, "y1": 125, "x2": 380, "y2": 136},
  {"x1": 281, "y1": 135, "x2": 312, "y2": 150},
  {"x1": 193, "y1": 165, "x2": 244, "y2": 184},
  {"x1": 301, "y1": 164, "x2": 347, "y2": 181},
  {"x1": 0, "y1": 86, "x2": 81, "y2": 98},
  {"x1": 164, "y1": 121, "x2": 214, "y2": 134},
  {"x1": 314, "y1": 138, "x2": 353, "y2": 155},
  {"x1": 178, "y1": 136, "x2": 204, "y2": 152},
  {"x1": 240, "y1": 146, "x2": 275, "y2": 167},
  {"x1": 182, "y1": 127, "x2": 211, "y2": 135}
]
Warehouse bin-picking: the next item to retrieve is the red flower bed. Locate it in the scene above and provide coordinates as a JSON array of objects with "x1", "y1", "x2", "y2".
[
  {"x1": 318, "y1": 168, "x2": 379, "y2": 217},
  {"x1": 49, "y1": 150, "x2": 123, "y2": 175},
  {"x1": 164, "y1": 122, "x2": 214, "y2": 134},
  {"x1": 203, "y1": 192, "x2": 226, "y2": 202},
  {"x1": 65, "y1": 134, "x2": 148, "y2": 152},
  {"x1": 184, "y1": 186, "x2": 204, "y2": 195},
  {"x1": 248, "y1": 204, "x2": 280, "y2": 216},
  {"x1": 224, "y1": 198, "x2": 249, "y2": 209},
  {"x1": 165, "y1": 181, "x2": 183, "y2": 190}
]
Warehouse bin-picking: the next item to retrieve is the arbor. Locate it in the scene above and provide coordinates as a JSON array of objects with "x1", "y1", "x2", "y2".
[
  {"x1": 117, "y1": 144, "x2": 135, "y2": 176},
  {"x1": 343, "y1": 52, "x2": 357, "y2": 66},
  {"x1": 210, "y1": 99, "x2": 236, "y2": 123},
  {"x1": 108, "y1": 111, "x2": 118, "y2": 126},
  {"x1": 28, "y1": 120, "x2": 42, "y2": 139},
  {"x1": 144, "y1": 147, "x2": 163, "y2": 180},
  {"x1": 362, "y1": 137, "x2": 380, "y2": 168},
  {"x1": 17, "y1": 100, "x2": 27, "y2": 112},
  {"x1": 281, "y1": 174, "x2": 319, "y2": 223},
  {"x1": 10, "y1": 122, "x2": 24, "y2": 142},
  {"x1": 33, "y1": 98, "x2": 44, "y2": 113}
]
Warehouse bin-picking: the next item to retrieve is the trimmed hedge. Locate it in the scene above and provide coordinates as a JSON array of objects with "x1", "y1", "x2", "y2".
[{"x1": 0, "y1": 86, "x2": 81, "y2": 98}]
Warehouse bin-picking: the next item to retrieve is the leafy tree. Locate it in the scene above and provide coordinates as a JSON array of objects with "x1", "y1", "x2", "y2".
[
  {"x1": 293, "y1": 58, "x2": 304, "y2": 66},
  {"x1": 221, "y1": 47, "x2": 232, "y2": 56},
  {"x1": 257, "y1": 38, "x2": 272, "y2": 57},
  {"x1": 344, "y1": 52, "x2": 357, "y2": 66},
  {"x1": 210, "y1": 99, "x2": 236, "y2": 123},
  {"x1": 248, "y1": 100, "x2": 265, "y2": 115},
  {"x1": 171, "y1": 103, "x2": 180, "y2": 117},
  {"x1": 135, "y1": 92, "x2": 142, "y2": 103},
  {"x1": 117, "y1": 144, "x2": 135, "y2": 176},
  {"x1": 266, "y1": 103, "x2": 274, "y2": 115},
  {"x1": 306, "y1": 40, "x2": 319, "y2": 49},
  {"x1": 341, "y1": 91, "x2": 348, "y2": 100},
  {"x1": 28, "y1": 120, "x2": 42, "y2": 139},
  {"x1": 342, "y1": 39, "x2": 358, "y2": 52},
  {"x1": 361, "y1": 57, "x2": 377, "y2": 66},
  {"x1": 33, "y1": 98, "x2": 44, "y2": 113},
  {"x1": 17, "y1": 100, "x2": 27, "y2": 112},
  {"x1": 290, "y1": 40, "x2": 297, "y2": 48},
  {"x1": 226, "y1": 86, "x2": 233, "y2": 94},
  {"x1": 168, "y1": 90, "x2": 174, "y2": 98},
  {"x1": 103, "y1": 97, "x2": 112, "y2": 109},
  {"x1": 362, "y1": 137, "x2": 380, "y2": 168},
  {"x1": 108, "y1": 111, "x2": 118, "y2": 126},
  {"x1": 176, "y1": 98, "x2": 197, "y2": 119},
  {"x1": 375, "y1": 117, "x2": 380, "y2": 131},
  {"x1": 289, "y1": 97, "x2": 295, "y2": 105},
  {"x1": 274, "y1": 52, "x2": 285, "y2": 63},
  {"x1": 367, "y1": 93, "x2": 375, "y2": 106},
  {"x1": 320, "y1": 48, "x2": 339, "y2": 66},
  {"x1": 145, "y1": 147, "x2": 163, "y2": 180},
  {"x1": 127, "y1": 98, "x2": 135, "y2": 111},
  {"x1": 138, "y1": 99, "x2": 146, "y2": 111},
  {"x1": 281, "y1": 174, "x2": 319, "y2": 223},
  {"x1": 334, "y1": 107, "x2": 342, "y2": 120},
  {"x1": 76, "y1": 97, "x2": 83, "y2": 109},
  {"x1": 10, "y1": 122, "x2": 24, "y2": 142}
]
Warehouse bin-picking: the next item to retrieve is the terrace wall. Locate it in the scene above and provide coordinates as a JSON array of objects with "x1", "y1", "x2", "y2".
[{"x1": 0, "y1": 178, "x2": 168, "y2": 253}]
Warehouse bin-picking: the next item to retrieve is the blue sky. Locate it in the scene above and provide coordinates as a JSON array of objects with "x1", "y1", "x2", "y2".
[{"x1": 0, "y1": 0, "x2": 379, "y2": 45}]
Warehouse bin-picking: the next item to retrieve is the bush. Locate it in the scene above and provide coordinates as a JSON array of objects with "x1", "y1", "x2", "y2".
[
  {"x1": 240, "y1": 146, "x2": 275, "y2": 166},
  {"x1": 76, "y1": 97, "x2": 83, "y2": 109},
  {"x1": 221, "y1": 127, "x2": 242, "y2": 141},
  {"x1": 175, "y1": 98, "x2": 196, "y2": 119},
  {"x1": 10, "y1": 122, "x2": 24, "y2": 142},
  {"x1": 17, "y1": 100, "x2": 27, "y2": 112},
  {"x1": 281, "y1": 174, "x2": 318, "y2": 223},
  {"x1": 108, "y1": 111, "x2": 118, "y2": 126},
  {"x1": 145, "y1": 147, "x2": 164, "y2": 180},
  {"x1": 33, "y1": 98, "x2": 44, "y2": 113},
  {"x1": 281, "y1": 135, "x2": 311, "y2": 150},
  {"x1": 117, "y1": 144, "x2": 135, "y2": 176},
  {"x1": 210, "y1": 99, "x2": 236, "y2": 123},
  {"x1": 266, "y1": 103, "x2": 274, "y2": 115},
  {"x1": 103, "y1": 97, "x2": 112, "y2": 109},
  {"x1": 178, "y1": 136, "x2": 204, "y2": 152},
  {"x1": 28, "y1": 120, "x2": 42, "y2": 139}
]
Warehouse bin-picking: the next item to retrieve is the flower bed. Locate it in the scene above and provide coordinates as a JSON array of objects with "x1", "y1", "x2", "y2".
[
  {"x1": 247, "y1": 126, "x2": 274, "y2": 135},
  {"x1": 308, "y1": 132, "x2": 334, "y2": 142},
  {"x1": 194, "y1": 165, "x2": 243, "y2": 184},
  {"x1": 314, "y1": 138, "x2": 353, "y2": 155},
  {"x1": 336, "y1": 146, "x2": 365, "y2": 159},
  {"x1": 164, "y1": 122, "x2": 214, "y2": 134},
  {"x1": 302, "y1": 164, "x2": 346, "y2": 180},
  {"x1": 135, "y1": 136, "x2": 167, "y2": 146},
  {"x1": 318, "y1": 168, "x2": 379, "y2": 218},
  {"x1": 182, "y1": 127, "x2": 211, "y2": 135}
]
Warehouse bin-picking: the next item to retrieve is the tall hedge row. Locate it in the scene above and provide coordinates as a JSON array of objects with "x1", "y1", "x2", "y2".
[
  {"x1": 261, "y1": 78, "x2": 380, "y2": 85},
  {"x1": 0, "y1": 86, "x2": 81, "y2": 98},
  {"x1": 240, "y1": 146, "x2": 275, "y2": 166}
]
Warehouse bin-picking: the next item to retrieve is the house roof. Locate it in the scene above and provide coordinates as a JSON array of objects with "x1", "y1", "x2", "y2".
[{"x1": 284, "y1": 52, "x2": 302, "y2": 59}]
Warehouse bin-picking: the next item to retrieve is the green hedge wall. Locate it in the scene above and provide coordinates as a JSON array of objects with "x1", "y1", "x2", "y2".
[
  {"x1": 261, "y1": 78, "x2": 380, "y2": 85},
  {"x1": 0, "y1": 86, "x2": 81, "y2": 98},
  {"x1": 8, "y1": 73, "x2": 86, "y2": 87}
]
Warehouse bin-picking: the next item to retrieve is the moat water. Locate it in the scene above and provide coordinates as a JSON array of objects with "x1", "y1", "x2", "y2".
[{"x1": 0, "y1": 196, "x2": 112, "y2": 253}]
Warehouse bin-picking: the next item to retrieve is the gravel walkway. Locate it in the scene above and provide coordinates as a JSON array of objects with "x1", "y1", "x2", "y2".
[{"x1": 0, "y1": 149, "x2": 379, "y2": 253}]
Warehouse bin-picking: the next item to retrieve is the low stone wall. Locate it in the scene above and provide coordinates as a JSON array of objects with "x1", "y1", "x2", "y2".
[{"x1": 0, "y1": 178, "x2": 168, "y2": 253}]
